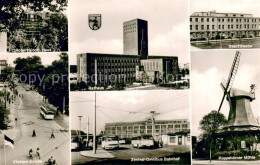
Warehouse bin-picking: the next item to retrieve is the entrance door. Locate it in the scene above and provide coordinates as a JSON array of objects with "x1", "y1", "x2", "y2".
[{"x1": 178, "y1": 136, "x2": 182, "y2": 145}]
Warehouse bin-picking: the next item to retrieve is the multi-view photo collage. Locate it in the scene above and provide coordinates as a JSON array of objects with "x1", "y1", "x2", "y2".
[{"x1": 0, "y1": 0, "x2": 260, "y2": 164}]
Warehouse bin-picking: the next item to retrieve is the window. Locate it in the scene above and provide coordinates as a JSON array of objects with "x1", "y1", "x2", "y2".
[
  {"x1": 212, "y1": 18, "x2": 214, "y2": 22},
  {"x1": 219, "y1": 25, "x2": 221, "y2": 29},
  {"x1": 222, "y1": 25, "x2": 224, "y2": 29},
  {"x1": 195, "y1": 18, "x2": 198, "y2": 22},
  {"x1": 190, "y1": 18, "x2": 192, "y2": 22},
  {"x1": 228, "y1": 25, "x2": 230, "y2": 29},
  {"x1": 201, "y1": 25, "x2": 204, "y2": 30},
  {"x1": 228, "y1": 19, "x2": 230, "y2": 22},
  {"x1": 222, "y1": 18, "x2": 224, "y2": 22},
  {"x1": 190, "y1": 25, "x2": 192, "y2": 30},
  {"x1": 236, "y1": 25, "x2": 238, "y2": 29},
  {"x1": 207, "y1": 18, "x2": 209, "y2": 22},
  {"x1": 212, "y1": 25, "x2": 214, "y2": 30},
  {"x1": 195, "y1": 25, "x2": 198, "y2": 30},
  {"x1": 168, "y1": 125, "x2": 173, "y2": 128},
  {"x1": 231, "y1": 25, "x2": 233, "y2": 29},
  {"x1": 218, "y1": 18, "x2": 220, "y2": 22},
  {"x1": 201, "y1": 18, "x2": 204, "y2": 22},
  {"x1": 231, "y1": 19, "x2": 233, "y2": 22},
  {"x1": 170, "y1": 137, "x2": 176, "y2": 143},
  {"x1": 207, "y1": 25, "x2": 209, "y2": 30}
]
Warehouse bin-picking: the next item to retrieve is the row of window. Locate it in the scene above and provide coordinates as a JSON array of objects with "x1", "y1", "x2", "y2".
[
  {"x1": 106, "y1": 124, "x2": 188, "y2": 131},
  {"x1": 191, "y1": 24, "x2": 259, "y2": 30},
  {"x1": 93, "y1": 58, "x2": 139, "y2": 63},
  {"x1": 123, "y1": 22, "x2": 137, "y2": 28},
  {"x1": 191, "y1": 17, "x2": 260, "y2": 23}
]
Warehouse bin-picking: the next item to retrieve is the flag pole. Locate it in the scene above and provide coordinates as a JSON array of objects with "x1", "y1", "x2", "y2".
[{"x1": 4, "y1": 135, "x2": 6, "y2": 165}]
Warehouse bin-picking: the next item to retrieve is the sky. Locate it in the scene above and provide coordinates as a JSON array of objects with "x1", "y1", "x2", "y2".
[
  {"x1": 191, "y1": 50, "x2": 260, "y2": 136},
  {"x1": 190, "y1": 0, "x2": 260, "y2": 16},
  {"x1": 69, "y1": 0, "x2": 189, "y2": 65},
  {"x1": 0, "y1": 52, "x2": 62, "y2": 67},
  {"x1": 70, "y1": 90, "x2": 190, "y2": 134}
]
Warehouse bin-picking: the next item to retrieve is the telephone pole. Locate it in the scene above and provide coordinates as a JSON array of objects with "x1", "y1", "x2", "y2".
[
  {"x1": 87, "y1": 116, "x2": 89, "y2": 142},
  {"x1": 93, "y1": 92, "x2": 97, "y2": 154},
  {"x1": 151, "y1": 111, "x2": 155, "y2": 138},
  {"x1": 78, "y1": 116, "x2": 83, "y2": 148}
]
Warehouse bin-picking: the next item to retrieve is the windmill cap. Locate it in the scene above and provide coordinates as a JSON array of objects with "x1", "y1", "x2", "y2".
[{"x1": 230, "y1": 88, "x2": 254, "y2": 101}]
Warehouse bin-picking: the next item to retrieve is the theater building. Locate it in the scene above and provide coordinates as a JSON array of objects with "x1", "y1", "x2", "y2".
[
  {"x1": 190, "y1": 10, "x2": 260, "y2": 40},
  {"x1": 104, "y1": 119, "x2": 190, "y2": 145}
]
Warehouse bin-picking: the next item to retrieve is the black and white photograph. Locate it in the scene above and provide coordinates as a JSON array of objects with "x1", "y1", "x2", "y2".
[
  {"x1": 69, "y1": 0, "x2": 190, "y2": 91},
  {"x1": 0, "y1": 52, "x2": 69, "y2": 165},
  {"x1": 0, "y1": 0, "x2": 68, "y2": 53},
  {"x1": 190, "y1": 0, "x2": 260, "y2": 49},
  {"x1": 70, "y1": 91, "x2": 191, "y2": 164},
  {"x1": 191, "y1": 50, "x2": 260, "y2": 164}
]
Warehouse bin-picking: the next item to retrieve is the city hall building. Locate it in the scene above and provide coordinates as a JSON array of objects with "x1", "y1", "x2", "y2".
[
  {"x1": 104, "y1": 119, "x2": 190, "y2": 145},
  {"x1": 190, "y1": 10, "x2": 260, "y2": 40},
  {"x1": 77, "y1": 18, "x2": 179, "y2": 86},
  {"x1": 77, "y1": 53, "x2": 140, "y2": 86}
]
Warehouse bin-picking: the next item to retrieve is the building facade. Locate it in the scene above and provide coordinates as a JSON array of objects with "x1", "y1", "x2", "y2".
[
  {"x1": 104, "y1": 119, "x2": 190, "y2": 141},
  {"x1": 0, "y1": 60, "x2": 7, "y2": 75},
  {"x1": 77, "y1": 18, "x2": 179, "y2": 87},
  {"x1": 77, "y1": 53, "x2": 140, "y2": 86},
  {"x1": 123, "y1": 19, "x2": 148, "y2": 59},
  {"x1": 190, "y1": 10, "x2": 260, "y2": 40},
  {"x1": 141, "y1": 56, "x2": 179, "y2": 82}
]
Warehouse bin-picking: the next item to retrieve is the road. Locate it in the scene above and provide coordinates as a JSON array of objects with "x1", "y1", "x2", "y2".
[
  {"x1": 72, "y1": 144, "x2": 190, "y2": 164},
  {"x1": 0, "y1": 82, "x2": 70, "y2": 165}
]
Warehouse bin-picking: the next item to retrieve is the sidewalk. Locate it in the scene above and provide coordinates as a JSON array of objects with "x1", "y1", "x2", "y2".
[
  {"x1": 1, "y1": 89, "x2": 21, "y2": 142},
  {"x1": 80, "y1": 148, "x2": 115, "y2": 158}
]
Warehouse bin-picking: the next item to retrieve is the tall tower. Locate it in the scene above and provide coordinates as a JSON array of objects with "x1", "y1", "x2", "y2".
[{"x1": 123, "y1": 18, "x2": 148, "y2": 59}]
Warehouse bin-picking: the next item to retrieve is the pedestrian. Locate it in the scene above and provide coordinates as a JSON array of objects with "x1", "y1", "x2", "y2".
[
  {"x1": 51, "y1": 131, "x2": 55, "y2": 138},
  {"x1": 160, "y1": 139, "x2": 163, "y2": 148},
  {"x1": 36, "y1": 147, "x2": 40, "y2": 159},
  {"x1": 32, "y1": 129, "x2": 36, "y2": 137},
  {"x1": 48, "y1": 156, "x2": 54, "y2": 164},
  {"x1": 29, "y1": 149, "x2": 33, "y2": 158}
]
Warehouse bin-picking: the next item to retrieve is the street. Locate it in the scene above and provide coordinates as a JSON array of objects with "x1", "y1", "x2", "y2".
[
  {"x1": 72, "y1": 144, "x2": 190, "y2": 164},
  {"x1": 0, "y1": 82, "x2": 70, "y2": 165}
]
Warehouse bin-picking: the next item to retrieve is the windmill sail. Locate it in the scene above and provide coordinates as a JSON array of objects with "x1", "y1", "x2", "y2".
[{"x1": 218, "y1": 51, "x2": 241, "y2": 112}]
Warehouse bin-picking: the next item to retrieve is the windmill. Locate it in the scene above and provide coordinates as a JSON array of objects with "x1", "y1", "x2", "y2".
[
  {"x1": 217, "y1": 51, "x2": 259, "y2": 128},
  {"x1": 218, "y1": 51, "x2": 241, "y2": 112}
]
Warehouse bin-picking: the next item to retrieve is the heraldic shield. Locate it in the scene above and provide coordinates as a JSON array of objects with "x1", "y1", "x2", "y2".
[{"x1": 89, "y1": 14, "x2": 101, "y2": 30}]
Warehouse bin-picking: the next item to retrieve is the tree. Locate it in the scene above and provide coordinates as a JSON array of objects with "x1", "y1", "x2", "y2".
[
  {"x1": 199, "y1": 110, "x2": 227, "y2": 162},
  {"x1": 43, "y1": 53, "x2": 68, "y2": 113},
  {"x1": 0, "y1": 93, "x2": 10, "y2": 130}
]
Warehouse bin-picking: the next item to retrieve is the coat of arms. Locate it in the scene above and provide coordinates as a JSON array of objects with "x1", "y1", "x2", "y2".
[{"x1": 89, "y1": 14, "x2": 101, "y2": 30}]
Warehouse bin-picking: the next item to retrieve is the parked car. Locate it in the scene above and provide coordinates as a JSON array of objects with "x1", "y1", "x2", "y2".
[{"x1": 131, "y1": 135, "x2": 155, "y2": 148}]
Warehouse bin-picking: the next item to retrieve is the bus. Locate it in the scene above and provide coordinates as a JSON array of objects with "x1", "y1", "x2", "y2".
[
  {"x1": 101, "y1": 136, "x2": 119, "y2": 150},
  {"x1": 40, "y1": 106, "x2": 54, "y2": 120},
  {"x1": 131, "y1": 135, "x2": 155, "y2": 148}
]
